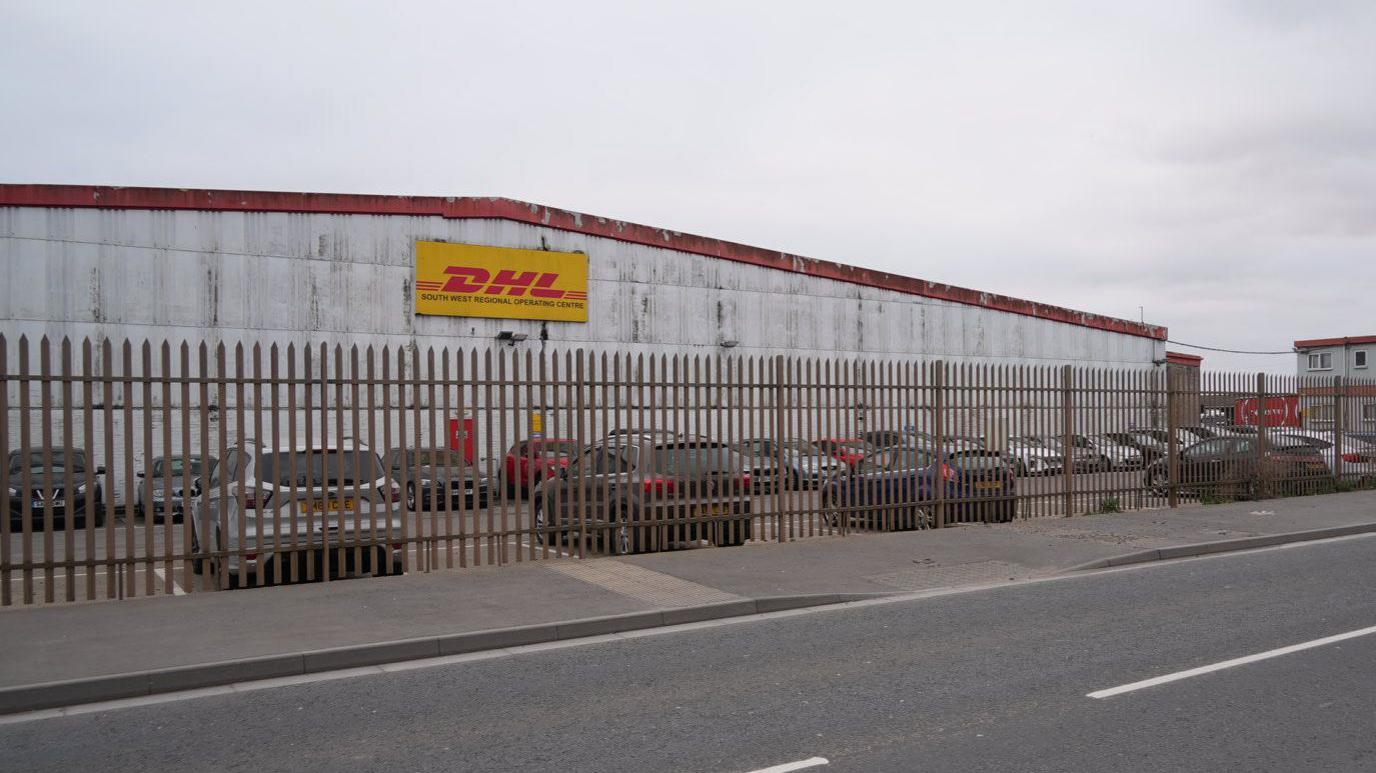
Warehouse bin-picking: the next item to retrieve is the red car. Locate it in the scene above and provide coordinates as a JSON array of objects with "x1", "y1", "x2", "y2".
[
  {"x1": 817, "y1": 438, "x2": 874, "y2": 468},
  {"x1": 502, "y1": 439, "x2": 580, "y2": 495}
]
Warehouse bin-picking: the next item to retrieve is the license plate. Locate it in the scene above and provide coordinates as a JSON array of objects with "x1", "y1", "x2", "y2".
[
  {"x1": 305, "y1": 499, "x2": 355, "y2": 512},
  {"x1": 699, "y1": 505, "x2": 725, "y2": 517},
  {"x1": 974, "y1": 482, "x2": 1002, "y2": 491}
]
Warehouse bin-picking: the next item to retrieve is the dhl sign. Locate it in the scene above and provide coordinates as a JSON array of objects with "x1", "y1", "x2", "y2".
[{"x1": 414, "y1": 241, "x2": 588, "y2": 322}]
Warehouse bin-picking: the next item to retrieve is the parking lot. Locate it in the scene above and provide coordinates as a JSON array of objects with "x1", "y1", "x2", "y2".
[{"x1": 3, "y1": 467, "x2": 1165, "y2": 606}]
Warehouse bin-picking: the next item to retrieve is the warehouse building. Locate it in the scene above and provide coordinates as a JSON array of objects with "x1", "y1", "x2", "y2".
[{"x1": 1, "y1": 184, "x2": 1166, "y2": 368}]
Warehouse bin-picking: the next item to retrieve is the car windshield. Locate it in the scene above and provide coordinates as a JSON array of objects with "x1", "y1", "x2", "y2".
[
  {"x1": 151, "y1": 457, "x2": 209, "y2": 477},
  {"x1": 655, "y1": 444, "x2": 740, "y2": 475},
  {"x1": 8, "y1": 450, "x2": 87, "y2": 474},
  {"x1": 401, "y1": 449, "x2": 467, "y2": 468},
  {"x1": 259, "y1": 449, "x2": 385, "y2": 486},
  {"x1": 781, "y1": 440, "x2": 822, "y2": 455},
  {"x1": 947, "y1": 452, "x2": 1007, "y2": 471},
  {"x1": 822, "y1": 440, "x2": 868, "y2": 453},
  {"x1": 1011, "y1": 437, "x2": 1046, "y2": 448}
]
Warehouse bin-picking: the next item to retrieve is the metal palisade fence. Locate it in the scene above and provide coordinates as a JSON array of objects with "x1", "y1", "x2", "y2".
[{"x1": 3, "y1": 335, "x2": 1375, "y2": 606}]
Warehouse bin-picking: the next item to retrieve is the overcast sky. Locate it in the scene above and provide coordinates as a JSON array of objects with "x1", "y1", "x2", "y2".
[{"x1": 3, "y1": 1, "x2": 1373, "y2": 372}]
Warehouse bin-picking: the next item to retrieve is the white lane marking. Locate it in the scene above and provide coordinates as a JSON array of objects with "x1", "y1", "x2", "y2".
[
  {"x1": 746, "y1": 757, "x2": 829, "y2": 773},
  {"x1": 152, "y1": 567, "x2": 187, "y2": 596},
  {"x1": 1088, "y1": 623, "x2": 1376, "y2": 699}
]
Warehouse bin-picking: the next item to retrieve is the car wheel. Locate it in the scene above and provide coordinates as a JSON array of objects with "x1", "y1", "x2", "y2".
[
  {"x1": 713, "y1": 517, "x2": 750, "y2": 547},
  {"x1": 190, "y1": 530, "x2": 205, "y2": 575},
  {"x1": 534, "y1": 500, "x2": 563, "y2": 546},
  {"x1": 819, "y1": 490, "x2": 841, "y2": 529},
  {"x1": 997, "y1": 500, "x2": 1016, "y2": 523},
  {"x1": 607, "y1": 511, "x2": 640, "y2": 555},
  {"x1": 1147, "y1": 468, "x2": 1169, "y2": 497}
]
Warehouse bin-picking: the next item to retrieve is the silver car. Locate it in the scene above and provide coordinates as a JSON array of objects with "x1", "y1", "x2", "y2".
[
  {"x1": 190, "y1": 441, "x2": 405, "y2": 586},
  {"x1": 1080, "y1": 435, "x2": 1145, "y2": 470},
  {"x1": 735, "y1": 439, "x2": 845, "y2": 490}
]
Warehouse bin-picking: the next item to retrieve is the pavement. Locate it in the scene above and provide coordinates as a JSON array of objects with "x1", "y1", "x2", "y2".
[
  {"x1": 2, "y1": 489, "x2": 1375, "y2": 715},
  {"x1": 7, "y1": 516, "x2": 1376, "y2": 771}
]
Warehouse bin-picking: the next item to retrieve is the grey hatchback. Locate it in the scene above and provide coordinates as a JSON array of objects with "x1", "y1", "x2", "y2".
[{"x1": 534, "y1": 437, "x2": 753, "y2": 554}]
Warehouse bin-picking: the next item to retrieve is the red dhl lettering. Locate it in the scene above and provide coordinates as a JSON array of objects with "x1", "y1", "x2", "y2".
[{"x1": 419, "y1": 266, "x2": 586, "y2": 300}]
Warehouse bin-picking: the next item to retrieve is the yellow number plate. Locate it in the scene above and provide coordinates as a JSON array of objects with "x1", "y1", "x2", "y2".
[
  {"x1": 974, "y1": 482, "x2": 1003, "y2": 491},
  {"x1": 305, "y1": 499, "x2": 355, "y2": 512}
]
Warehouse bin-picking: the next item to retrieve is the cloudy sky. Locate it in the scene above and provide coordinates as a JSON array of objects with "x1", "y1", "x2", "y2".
[{"x1": 3, "y1": 0, "x2": 1373, "y2": 372}]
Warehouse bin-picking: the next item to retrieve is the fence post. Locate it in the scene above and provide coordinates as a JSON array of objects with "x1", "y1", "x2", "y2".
[
  {"x1": 772, "y1": 354, "x2": 786, "y2": 543},
  {"x1": 933, "y1": 361, "x2": 946, "y2": 529},
  {"x1": 1166, "y1": 365, "x2": 1179, "y2": 508},
  {"x1": 1334, "y1": 375, "x2": 1345, "y2": 487},
  {"x1": 1061, "y1": 365, "x2": 1074, "y2": 517},
  {"x1": 1255, "y1": 372, "x2": 1268, "y2": 500}
]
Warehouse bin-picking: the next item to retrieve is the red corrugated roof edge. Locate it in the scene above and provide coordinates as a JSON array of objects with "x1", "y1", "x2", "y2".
[
  {"x1": 1166, "y1": 351, "x2": 1203, "y2": 366},
  {"x1": 0, "y1": 184, "x2": 1167, "y2": 341},
  {"x1": 1293, "y1": 336, "x2": 1376, "y2": 349}
]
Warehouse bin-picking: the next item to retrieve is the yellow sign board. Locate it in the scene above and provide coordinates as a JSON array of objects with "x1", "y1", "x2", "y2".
[{"x1": 414, "y1": 241, "x2": 588, "y2": 322}]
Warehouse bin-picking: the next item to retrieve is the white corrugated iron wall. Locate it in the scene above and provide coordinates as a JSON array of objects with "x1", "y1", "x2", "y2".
[{"x1": 1, "y1": 206, "x2": 1163, "y2": 369}]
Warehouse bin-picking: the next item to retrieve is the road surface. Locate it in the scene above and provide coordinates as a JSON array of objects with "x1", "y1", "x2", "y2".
[{"x1": 8, "y1": 525, "x2": 1373, "y2": 772}]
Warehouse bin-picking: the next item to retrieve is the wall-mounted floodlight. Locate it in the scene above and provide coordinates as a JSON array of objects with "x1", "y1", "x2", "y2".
[
  {"x1": 720, "y1": 340, "x2": 739, "y2": 348},
  {"x1": 495, "y1": 331, "x2": 529, "y2": 344}
]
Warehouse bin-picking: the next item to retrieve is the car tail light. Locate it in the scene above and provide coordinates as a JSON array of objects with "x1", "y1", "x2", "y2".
[
  {"x1": 1342, "y1": 452, "x2": 1364, "y2": 464},
  {"x1": 643, "y1": 478, "x2": 677, "y2": 494},
  {"x1": 740, "y1": 473, "x2": 752, "y2": 489},
  {"x1": 384, "y1": 486, "x2": 402, "y2": 504},
  {"x1": 243, "y1": 491, "x2": 272, "y2": 510},
  {"x1": 244, "y1": 553, "x2": 257, "y2": 562},
  {"x1": 940, "y1": 464, "x2": 956, "y2": 482},
  {"x1": 391, "y1": 542, "x2": 403, "y2": 550}
]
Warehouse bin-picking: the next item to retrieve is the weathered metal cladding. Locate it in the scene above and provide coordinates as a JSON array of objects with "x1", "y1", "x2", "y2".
[{"x1": 0, "y1": 206, "x2": 1164, "y2": 368}]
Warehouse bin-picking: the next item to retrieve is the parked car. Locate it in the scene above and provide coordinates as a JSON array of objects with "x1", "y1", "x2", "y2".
[
  {"x1": 136, "y1": 455, "x2": 216, "y2": 522},
  {"x1": 1080, "y1": 434, "x2": 1145, "y2": 470},
  {"x1": 1271, "y1": 432, "x2": 1376, "y2": 479},
  {"x1": 1005, "y1": 436, "x2": 1064, "y2": 476},
  {"x1": 1143, "y1": 436, "x2": 1328, "y2": 498},
  {"x1": 816, "y1": 438, "x2": 876, "y2": 468},
  {"x1": 534, "y1": 438, "x2": 752, "y2": 554},
  {"x1": 6, "y1": 448, "x2": 105, "y2": 528},
  {"x1": 821, "y1": 447, "x2": 1016, "y2": 527},
  {"x1": 386, "y1": 447, "x2": 489, "y2": 510},
  {"x1": 734, "y1": 439, "x2": 843, "y2": 490},
  {"x1": 820, "y1": 446, "x2": 933, "y2": 530},
  {"x1": 1042, "y1": 436, "x2": 1107, "y2": 473},
  {"x1": 500, "y1": 438, "x2": 578, "y2": 495},
  {"x1": 1104, "y1": 431, "x2": 1170, "y2": 465},
  {"x1": 191, "y1": 441, "x2": 404, "y2": 585}
]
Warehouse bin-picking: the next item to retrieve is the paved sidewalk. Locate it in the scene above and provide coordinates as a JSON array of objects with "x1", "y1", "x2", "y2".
[{"x1": 3, "y1": 490, "x2": 1375, "y2": 695}]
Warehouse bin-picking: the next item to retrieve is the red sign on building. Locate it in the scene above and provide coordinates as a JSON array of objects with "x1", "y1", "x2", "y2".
[{"x1": 1234, "y1": 396, "x2": 1301, "y2": 427}]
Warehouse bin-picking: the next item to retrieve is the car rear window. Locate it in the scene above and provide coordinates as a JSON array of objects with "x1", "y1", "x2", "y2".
[
  {"x1": 259, "y1": 449, "x2": 385, "y2": 486},
  {"x1": 8, "y1": 450, "x2": 88, "y2": 473},
  {"x1": 655, "y1": 444, "x2": 740, "y2": 475},
  {"x1": 948, "y1": 452, "x2": 1006, "y2": 471}
]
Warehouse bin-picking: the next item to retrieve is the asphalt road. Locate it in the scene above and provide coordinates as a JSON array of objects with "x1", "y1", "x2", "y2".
[{"x1": 5, "y1": 533, "x2": 1376, "y2": 771}]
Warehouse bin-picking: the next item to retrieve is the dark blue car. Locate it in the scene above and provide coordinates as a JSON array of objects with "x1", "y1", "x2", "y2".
[{"x1": 821, "y1": 447, "x2": 1016, "y2": 529}]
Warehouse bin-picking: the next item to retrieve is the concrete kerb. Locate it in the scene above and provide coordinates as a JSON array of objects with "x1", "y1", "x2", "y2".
[
  {"x1": 0, "y1": 592, "x2": 883, "y2": 716},
  {"x1": 1064, "y1": 522, "x2": 1376, "y2": 572}
]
